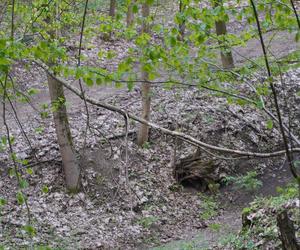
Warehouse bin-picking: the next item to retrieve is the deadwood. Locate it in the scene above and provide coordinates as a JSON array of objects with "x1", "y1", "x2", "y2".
[{"x1": 35, "y1": 61, "x2": 300, "y2": 158}]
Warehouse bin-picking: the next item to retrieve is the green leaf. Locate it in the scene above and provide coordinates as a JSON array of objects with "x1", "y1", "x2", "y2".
[
  {"x1": 8, "y1": 168, "x2": 15, "y2": 177},
  {"x1": 0, "y1": 57, "x2": 10, "y2": 66},
  {"x1": 83, "y1": 77, "x2": 94, "y2": 86},
  {"x1": 27, "y1": 88, "x2": 39, "y2": 96},
  {"x1": 16, "y1": 191, "x2": 25, "y2": 205},
  {"x1": 107, "y1": 51, "x2": 116, "y2": 59},
  {"x1": 266, "y1": 120, "x2": 273, "y2": 130},
  {"x1": 35, "y1": 127, "x2": 45, "y2": 134},
  {"x1": 0, "y1": 198, "x2": 6, "y2": 206},
  {"x1": 97, "y1": 50, "x2": 104, "y2": 59},
  {"x1": 19, "y1": 159, "x2": 29, "y2": 165},
  {"x1": 132, "y1": 4, "x2": 138, "y2": 14},
  {"x1": 40, "y1": 111, "x2": 49, "y2": 119},
  {"x1": 256, "y1": 100, "x2": 264, "y2": 109},
  {"x1": 42, "y1": 185, "x2": 49, "y2": 194},
  {"x1": 127, "y1": 81, "x2": 134, "y2": 91},
  {"x1": 96, "y1": 77, "x2": 103, "y2": 85},
  {"x1": 75, "y1": 68, "x2": 84, "y2": 79},
  {"x1": 1, "y1": 136, "x2": 7, "y2": 146},
  {"x1": 23, "y1": 225, "x2": 36, "y2": 237},
  {"x1": 26, "y1": 168, "x2": 34, "y2": 175},
  {"x1": 146, "y1": 0, "x2": 154, "y2": 5},
  {"x1": 19, "y1": 179, "x2": 29, "y2": 189},
  {"x1": 0, "y1": 39, "x2": 6, "y2": 49},
  {"x1": 169, "y1": 36, "x2": 177, "y2": 47}
]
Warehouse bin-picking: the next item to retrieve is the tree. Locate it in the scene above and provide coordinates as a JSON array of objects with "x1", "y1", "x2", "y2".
[
  {"x1": 109, "y1": 0, "x2": 117, "y2": 18},
  {"x1": 137, "y1": 2, "x2": 151, "y2": 146},
  {"x1": 45, "y1": 2, "x2": 81, "y2": 192},
  {"x1": 104, "y1": 0, "x2": 117, "y2": 40},
  {"x1": 213, "y1": 0, "x2": 234, "y2": 69},
  {"x1": 47, "y1": 74, "x2": 81, "y2": 192},
  {"x1": 178, "y1": 0, "x2": 186, "y2": 41},
  {"x1": 126, "y1": 0, "x2": 135, "y2": 27}
]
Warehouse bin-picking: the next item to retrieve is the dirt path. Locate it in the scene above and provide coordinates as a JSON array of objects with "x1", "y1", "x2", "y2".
[
  {"x1": 151, "y1": 158, "x2": 294, "y2": 250},
  {"x1": 233, "y1": 31, "x2": 299, "y2": 65}
]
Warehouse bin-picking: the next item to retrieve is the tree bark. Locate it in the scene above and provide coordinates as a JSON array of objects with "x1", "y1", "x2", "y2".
[
  {"x1": 277, "y1": 210, "x2": 300, "y2": 250},
  {"x1": 214, "y1": 0, "x2": 234, "y2": 69},
  {"x1": 126, "y1": 0, "x2": 135, "y2": 27},
  {"x1": 178, "y1": 0, "x2": 186, "y2": 41},
  {"x1": 47, "y1": 74, "x2": 81, "y2": 192},
  {"x1": 109, "y1": 0, "x2": 116, "y2": 18},
  {"x1": 137, "y1": 3, "x2": 151, "y2": 146},
  {"x1": 104, "y1": 0, "x2": 117, "y2": 40}
]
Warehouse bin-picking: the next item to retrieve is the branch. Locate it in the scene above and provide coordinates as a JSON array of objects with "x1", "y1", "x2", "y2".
[
  {"x1": 35, "y1": 61, "x2": 300, "y2": 158},
  {"x1": 289, "y1": 0, "x2": 300, "y2": 29},
  {"x1": 250, "y1": 0, "x2": 299, "y2": 179},
  {"x1": 77, "y1": 0, "x2": 90, "y2": 150}
]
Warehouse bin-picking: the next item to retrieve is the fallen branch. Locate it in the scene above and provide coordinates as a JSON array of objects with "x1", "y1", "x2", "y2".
[{"x1": 35, "y1": 61, "x2": 300, "y2": 158}]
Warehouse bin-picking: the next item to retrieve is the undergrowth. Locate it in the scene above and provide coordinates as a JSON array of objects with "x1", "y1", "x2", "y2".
[{"x1": 218, "y1": 181, "x2": 299, "y2": 249}]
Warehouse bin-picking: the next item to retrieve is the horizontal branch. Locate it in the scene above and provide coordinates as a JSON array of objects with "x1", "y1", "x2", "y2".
[{"x1": 36, "y1": 61, "x2": 300, "y2": 158}]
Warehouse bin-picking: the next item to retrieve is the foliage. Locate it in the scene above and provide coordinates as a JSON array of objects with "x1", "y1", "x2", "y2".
[
  {"x1": 198, "y1": 194, "x2": 219, "y2": 220},
  {"x1": 0, "y1": 0, "x2": 299, "y2": 247},
  {"x1": 137, "y1": 215, "x2": 159, "y2": 228},
  {"x1": 223, "y1": 171, "x2": 263, "y2": 192},
  {"x1": 218, "y1": 182, "x2": 299, "y2": 249}
]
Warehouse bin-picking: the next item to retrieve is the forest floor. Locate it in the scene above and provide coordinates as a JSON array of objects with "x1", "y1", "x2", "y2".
[{"x1": 1, "y1": 15, "x2": 300, "y2": 250}]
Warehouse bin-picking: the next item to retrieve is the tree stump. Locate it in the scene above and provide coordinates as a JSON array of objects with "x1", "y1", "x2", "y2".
[
  {"x1": 277, "y1": 210, "x2": 300, "y2": 250},
  {"x1": 173, "y1": 153, "x2": 219, "y2": 192}
]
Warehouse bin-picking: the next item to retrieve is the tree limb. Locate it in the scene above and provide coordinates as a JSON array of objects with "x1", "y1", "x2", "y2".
[{"x1": 35, "y1": 61, "x2": 300, "y2": 158}]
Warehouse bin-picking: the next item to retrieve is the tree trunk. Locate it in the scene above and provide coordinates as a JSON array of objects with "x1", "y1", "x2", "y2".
[
  {"x1": 277, "y1": 210, "x2": 300, "y2": 250},
  {"x1": 178, "y1": 0, "x2": 186, "y2": 41},
  {"x1": 214, "y1": 0, "x2": 234, "y2": 69},
  {"x1": 104, "y1": 0, "x2": 117, "y2": 40},
  {"x1": 47, "y1": 74, "x2": 81, "y2": 192},
  {"x1": 137, "y1": 3, "x2": 151, "y2": 146},
  {"x1": 109, "y1": 0, "x2": 116, "y2": 18},
  {"x1": 126, "y1": 0, "x2": 135, "y2": 27}
]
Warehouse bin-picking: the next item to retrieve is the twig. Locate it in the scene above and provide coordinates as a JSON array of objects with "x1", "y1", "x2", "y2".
[
  {"x1": 0, "y1": 78, "x2": 39, "y2": 162},
  {"x1": 289, "y1": 0, "x2": 300, "y2": 29},
  {"x1": 77, "y1": 0, "x2": 90, "y2": 151},
  {"x1": 2, "y1": 74, "x2": 31, "y2": 225}
]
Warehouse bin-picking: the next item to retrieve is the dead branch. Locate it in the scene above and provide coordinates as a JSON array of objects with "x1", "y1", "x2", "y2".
[{"x1": 35, "y1": 61, "x2": 300, "y2": 158}]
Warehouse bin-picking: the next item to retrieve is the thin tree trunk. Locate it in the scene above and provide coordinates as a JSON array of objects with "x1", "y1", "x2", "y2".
[
  {"x1": 109, "y1": 0, "x2": 116, "y2": 18},
  {"x1": 214, "y1": 0, "x2": 234, "y2": 69},
  {"x1": 137, "y1": 3, "x2": 151, "y2": 146},
  {"x1": 44, "y1": 3, "x2": 80, "y2": 192},
  {"x1": 126, "y1": 0, "x2": 135, "y2": 27},
  {"x1": 178, "y1": 0, "x2": 186, "y2": 41},
  {"x1": 105, "y1": 0, "x2": 116, "y2": 40},
  {"x1": 47, "y1": 74, "x2": 81, "y2": 192}
]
